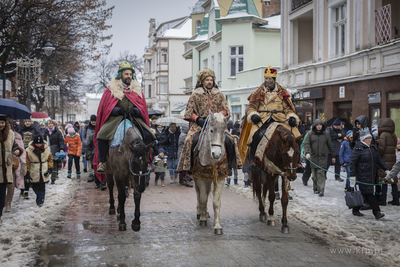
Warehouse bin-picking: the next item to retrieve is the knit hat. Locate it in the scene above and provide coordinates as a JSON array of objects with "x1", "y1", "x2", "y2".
[
  {"x1": 264, "y1": 66, "x2": 278, "y2": 78},
  {"x1": 360, "y1": 128, "x2": 372, "y2": 141},
  {"x1": 90, "y1": 115, "x2": 97, "y2": 122},
  {"x1": 158, "y1": 147, "x2": 165, "y2": 153},
  {"x1": 346, "y1": 130, "x2": 353, "y2": 138},
  {"x1": 68, "y1": 128, "x2": 75, "y2": 134},
  {"x1": 33, "y1": 135, "x2": 43, "y2": 144},
  {"x1": 115, "y1": 61, "x2": 135, "y2": 80},
  {"x1": 0, "y1": 114, "x2": 6, "y2": 122},
  {"x1": 332, "y1": 118, "x2": 341, "y2": 126},
  {"x1": 197, "y1": 68, "x2": 216, "y2": 83},
  {"x1": 23, "y1": 131, "x2": 33, "y2": 136}
]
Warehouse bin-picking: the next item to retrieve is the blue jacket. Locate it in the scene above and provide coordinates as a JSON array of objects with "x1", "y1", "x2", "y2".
[
  {"x1": 160, "y1": 127, "x2": 180, "y2": 159},
  {"x1": 339, "y1": 139, "x2": 352, "y2": 165}
]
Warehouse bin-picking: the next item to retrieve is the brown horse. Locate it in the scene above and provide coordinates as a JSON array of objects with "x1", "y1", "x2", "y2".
[
  {"x1": 105, "y1": 126, "x2": 153, "y2": 231},
  {"x1": 250, "y1": 125, "x2": 303, "y2": 233}
]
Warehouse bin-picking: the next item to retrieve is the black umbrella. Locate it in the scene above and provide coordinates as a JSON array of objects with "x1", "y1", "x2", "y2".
[
  {"x1": 148, "y1": 109, "x2": 163, "y2": 117},
  {"x1": 326, "y1": 117, "x2": 353, "y2": 131},
  {"x1": 0, "y1": 98, "x2": 31, "y2": 119}
]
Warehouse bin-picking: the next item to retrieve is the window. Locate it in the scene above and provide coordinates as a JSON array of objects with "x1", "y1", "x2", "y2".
[
  {"x1": 203, "y1": 58, "x2": 208, "y2": 69},
  {"x1": 231, "y1": 105, "x2": 241, "y2": 122},
  {"x1": 148, "y1": 85, "x2": 152, "y2": 98},
  {"x1": 333, "y1": 4, "x2": 346, "y2": 56},
  {"x1": 229, "y1": 46, "x2": 244, "y2": 77},
  {"x1": 217, "y1": 52, "x2": 222, "y2": 82},
  {"x1": 160, "y1": 76, "x2": 168, "y2": 94},
  {"x1": 161, "y1": 48, "x2": 168, "y2": 63},
  {"x1": 195, "y1": 20, "x2": 202, "y2": 34},
  {"x1": 211, "y1": 55, "x2": 214, "y2": 72}
]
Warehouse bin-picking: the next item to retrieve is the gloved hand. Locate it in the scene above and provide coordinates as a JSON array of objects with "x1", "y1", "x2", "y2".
[
  {"x1": 129, "y1": 107, "x2": 142, "y2": 118},
  {"x1": 350, "y1": 176, "x2": 356, "y2": 187},
  {"x1": 288, "y1": 117, "x2": 297, "y2": 127},
  {"x1": 384, "y1": 169, "x2": 394, "y2": 183},
  {"x1": 110, "y1": 107, "x2": 127, "y2": 117},
  {"x1": 251, "y1": 114, "x2": 262, "y2": 124},
  {"x1": 44, "y1": 169, "x2": 52, "y2": 177},
  {"x1": 196, "y1": 116, "x2": 206, "y2": 127}
]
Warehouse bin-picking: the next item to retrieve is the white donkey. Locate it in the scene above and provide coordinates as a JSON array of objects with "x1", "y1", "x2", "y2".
[{"x1": 193, "y1": 110, "x2": 230, "y2": 235}]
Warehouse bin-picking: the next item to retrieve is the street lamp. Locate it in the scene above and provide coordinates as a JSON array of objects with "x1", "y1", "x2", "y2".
[
  {"x1": 60, "y1": 78, "x2": 68, "y2": 125},
  {"x1": 26, "y1": 23, "x2": 55, "y2": 111}
]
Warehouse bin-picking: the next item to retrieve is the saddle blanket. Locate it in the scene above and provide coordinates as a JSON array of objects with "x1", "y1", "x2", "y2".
[
  {"x1": 191, "y1": 153, "x2": 228, "y2": 181},
  {"x1": 110, "y1": 119, "x2": 142, "y2": 147},
  {"x1": 254, "y1": 122, "x2": 280, "y2": 166}
]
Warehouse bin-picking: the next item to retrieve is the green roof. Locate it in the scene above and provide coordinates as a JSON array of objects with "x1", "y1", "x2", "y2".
[
  {"x1": 227, "y1": 0, "x2": 259, "y2": 17},
  {"x1": 197, "y1": 14, "x2": 209, "y2": 37}
]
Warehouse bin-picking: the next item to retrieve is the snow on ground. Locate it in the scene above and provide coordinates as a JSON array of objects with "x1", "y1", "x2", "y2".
[
  {"x1": 0, "y1": 170, "x2": 77, "y2": 267},
  {"x1": 227, "y1": 166, "x2": 400, "y2": 266}
]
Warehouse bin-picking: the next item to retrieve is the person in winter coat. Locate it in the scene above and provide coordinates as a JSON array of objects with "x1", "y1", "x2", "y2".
[
  {"x1": 73, "y1": 121, "x2": 80, "y2": 133},
  {"x1": 43, "y1": 120, "x2": 64, "y2": 184},
  {"x1": 177, "y1": 122, "x2": 192, "y2": 187},
  {"x1": 153, "y1": 147, "x2": 168, "y2": 187},
  {"x1": 231, "y1": 121, "x2": 240, "y2": 136},
  {"x1": 19, "y1": 119, "x2": 40, "y2": 137},
  {"x1": 37, "y1": 122, "x2": 47, "y2": 137},
  {"x1": 82, "y1": 115, "x2": 96, "y2": 182},
  {"x1": 326, "y1": 118, "x2": 346, "y2": 181},
  {"x1": 153, "y1": 124, "x2": 165, "y2": 156},
  {"x1": 21, "y1": 131, "x2": 33, "y2": 199},
  {"x1": 0, "y1": 115, "x2": 23, "y2": 223},
  {"x1": 303, "y1": 119, "x2": 336, "y2": 197},
  {"x1": 377, "y1": 118, "x2": 398, "y2": 206},
  {"x1": 350, "y1": 115, "x2": 372, "y2": 149},
  {"x1": 64, "y1": 128, "x2": 82, "y2": 179},
  {"x1": 226, "y1": 121, "x2": 239, "y2": 187},
  {"x1": 79, "y1": 124, "x2": 87, "y2": 173},
  {"x1": 339, "y1": 130, "x2": 354, "y2": 191},
  {"x1": 160, "y1": 123, "x2": 180, "y2": 183},
  {"x1": 350, "y1": 128, "x2": 388, "y2": 219},
  {"x1": 25, "y1": 135, "x2": 53, "y2": 207},
  {"x1": 4, "y1": 122, "x2": 26, "y2": 213}
]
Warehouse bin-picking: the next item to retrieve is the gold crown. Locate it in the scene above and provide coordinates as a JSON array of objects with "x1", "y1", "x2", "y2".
[
  {"x1": 264, "y1": 66, "x2": 277, "y2": 78},
  {"x1": 119, "y1": 61, "x2": 133, "y2": 70}
]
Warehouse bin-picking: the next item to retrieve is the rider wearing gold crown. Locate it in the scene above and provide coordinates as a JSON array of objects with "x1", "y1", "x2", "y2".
[
  {"x1": 94, "y1": 61, "x2": 156, "y2": 175},
  {"x1": 240, "y1": 66, "x2": 300, "y2": 165}
]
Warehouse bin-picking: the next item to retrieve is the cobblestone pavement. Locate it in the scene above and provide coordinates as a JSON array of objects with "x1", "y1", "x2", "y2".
[{"x1": 32, "y1": 173, "x2": 378, "y2": 267}]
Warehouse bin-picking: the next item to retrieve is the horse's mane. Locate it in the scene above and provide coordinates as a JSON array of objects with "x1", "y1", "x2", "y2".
[{"x1": 130, "y1": 139, "x2": 146, "y2": 158}]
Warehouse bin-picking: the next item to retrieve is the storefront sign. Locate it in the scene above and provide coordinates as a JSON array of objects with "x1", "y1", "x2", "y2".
[
  {"x1": 230, "y1": 97, "x2": 240, "y2": 102},
  {"x1": 339, "y1": 86, "x2": 345, "y2": 98},
  {"x1": 368, "y1": 92, "x2": 381, "y2": 104},
  {"x1": 293, "y1": 91, "x2": 310, "y2": 99},
  {"x1": 292, "y1": 88, "x2": 324, "y2": 100}
]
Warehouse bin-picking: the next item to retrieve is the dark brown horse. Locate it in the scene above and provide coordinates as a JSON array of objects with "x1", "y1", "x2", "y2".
[
  {"x1": 250, "y1": 125, "x2": 303, "y2": 233},
  {"x1": 105, "y1": 127, "x2": 153, "y2": 231}
]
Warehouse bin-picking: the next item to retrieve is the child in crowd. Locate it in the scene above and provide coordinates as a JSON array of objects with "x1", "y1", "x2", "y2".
[
  {"x1": 21, "y1": 131, "x2": 33, "y2": 199},
  {"x1": 153, "y1": 148, "x2": 168, "y2": 187},
  {"x1": 64, "y1": 128, "x2": 82, "y2": 178},
  {"x1": 339, "y1": 130, "x2": 353, "y2": 191},
  {"x1": 25, "y1": 135, "x2": 53, "y2": 207}
]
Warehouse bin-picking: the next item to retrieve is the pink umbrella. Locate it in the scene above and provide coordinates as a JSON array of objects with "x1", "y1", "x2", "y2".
[{"x1": 31, "y1": 112, "x2": 49, "y2": 119}]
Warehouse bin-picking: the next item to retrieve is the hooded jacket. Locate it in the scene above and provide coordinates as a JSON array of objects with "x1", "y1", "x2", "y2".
[
  {"x1": 351, "y1": 115, "x2": 372, "y2": 149},
  {"x1": 64, "y1": 133, "x2": 82, "y2": 156},
  {"x1": 161, "y1": 126, "x2": 181, "y2": 159},
  {"x1": 377, "y1": 118, "x2": 398, "y2": 182},
  {"x1": 302, "y1": 119, "x2": 335, "y2": 169}
]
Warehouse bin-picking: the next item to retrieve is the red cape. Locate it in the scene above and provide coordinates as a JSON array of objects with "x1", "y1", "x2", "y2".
[{"x1": 93, "y1": 86, "x2": 150, "y2": 182}]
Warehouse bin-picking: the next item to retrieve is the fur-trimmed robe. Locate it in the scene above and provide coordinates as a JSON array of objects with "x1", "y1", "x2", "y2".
[
  {"x1": 177, "y1": 87, "x2": 230, "y2": 172},
  {"x1": 0, "y1": 125, "x2": 23, "y2": 184},
  {"x1": 246, "y1": 82, "x2": 300, "y2": 145},
  {"x1": 93, "y1": 78, "x2": 151, "y2": 182}
]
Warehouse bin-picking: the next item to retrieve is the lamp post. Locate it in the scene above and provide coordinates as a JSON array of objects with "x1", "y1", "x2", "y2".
[
  {"x1": 60, "y1": 78, "x2": 68, "y2": 125},
  {"x1": 27, "y1": 23, "x2": 55, "y2": 111}
]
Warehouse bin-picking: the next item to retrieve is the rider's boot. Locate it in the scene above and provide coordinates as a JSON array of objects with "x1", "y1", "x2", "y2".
[{"x1": 97, "y1": 139, "x2": 109, "y2": 174}]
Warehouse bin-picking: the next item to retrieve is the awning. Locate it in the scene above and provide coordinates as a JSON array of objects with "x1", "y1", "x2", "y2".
[{"x1": 171, "y1": 103, "x2": 187, "y2": 114}]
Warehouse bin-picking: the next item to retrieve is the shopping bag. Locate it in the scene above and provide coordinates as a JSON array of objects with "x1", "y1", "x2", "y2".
[{"x1": 344, "y1": 187, "x2": 364, "y2": 209}]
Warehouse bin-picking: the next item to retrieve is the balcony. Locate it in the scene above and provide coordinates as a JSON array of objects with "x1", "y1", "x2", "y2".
[
  {"x1": 291, "y1": 0, "x2": 312, "y2": 12},
  {"x1": 375, "y1": 4, "x2": 392, "y2": 46}
]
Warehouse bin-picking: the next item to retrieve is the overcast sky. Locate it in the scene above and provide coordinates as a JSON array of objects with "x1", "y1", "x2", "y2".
[{"x1": 104, "y1": 0, "x2": 199, "y2": 59}]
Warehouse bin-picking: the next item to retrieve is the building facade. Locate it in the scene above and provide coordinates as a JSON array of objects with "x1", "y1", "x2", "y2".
[
  {"x1": 280, "y1": 0, "x2": 400, "y2": 135},
  {"x1": 143, "y1": 16, "x2": 193, "y2": 117}
]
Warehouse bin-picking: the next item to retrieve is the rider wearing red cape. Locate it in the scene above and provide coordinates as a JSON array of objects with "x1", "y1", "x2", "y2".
[{"x1": 93, "y1": 62, "x2": 154, "y2": 182}]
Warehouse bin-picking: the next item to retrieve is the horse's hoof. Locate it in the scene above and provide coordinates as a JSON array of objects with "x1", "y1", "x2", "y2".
[
  {"x1": 132, "y1": 223, "x2": 141, "y2": 232},
  {"x1": 267, "y1": 220, "x2": 276, "y2": 226},
  {"x1": 197, "y1": 214, "x2": 200, "y2": 220},
  {"x1": 119, "y1": 224, "x2": 127, "y2": 231},
  {"x1": 199, "y1": 220, "x2": 207, "y2": 226},
  {"x1": 282, "y1": 227, "x2": 289, "y2": 234},
  {"x1": 117, "y1": 214, "x2": 120, "y2": 220},
  {"x1": 109, "y1": 209, "x2": 115, "y2": 215},
  {"x1": 214, "y1": 228, "x2": 223, "y2": 235},
  {"x1": 259, "y1": 215, "x2": 266, "y2": 222}
]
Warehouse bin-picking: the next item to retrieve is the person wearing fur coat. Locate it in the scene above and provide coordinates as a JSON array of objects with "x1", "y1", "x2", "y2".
[
  {"x1": 0, "y1": 115, "x2": 23, "y2": 223},
  {"x1": 176, "y1": 69, "x2": 230, "y2": 173},
  {"x1": 93, "y1": 61, "x2": 155, "y2": 178}
]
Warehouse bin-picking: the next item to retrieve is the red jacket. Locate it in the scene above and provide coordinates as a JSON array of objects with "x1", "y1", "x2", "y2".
[{"x1": 64, "y1": 134, "x2": 82, "y2": 157}]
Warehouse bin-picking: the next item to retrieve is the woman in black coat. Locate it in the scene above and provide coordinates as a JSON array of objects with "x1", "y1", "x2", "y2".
[
  {"x1": 43, "y1": 120, "x2": 64, "y2": 183},
  {"x1": 350, "y1": 130, "x2": 388, "y2": 219}
]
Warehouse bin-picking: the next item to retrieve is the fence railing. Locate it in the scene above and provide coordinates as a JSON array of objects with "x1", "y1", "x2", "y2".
[
  {"x1": 291, "y1": 0, "x2": 312, "y2": 11},
  {"x1": 375, "y1": 4, "x2": 392, "y2": 45}
]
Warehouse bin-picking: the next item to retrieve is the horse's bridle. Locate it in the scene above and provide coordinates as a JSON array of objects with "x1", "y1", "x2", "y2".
[{"x1": 128, "y1": 154, "x2": 150, "y2": 177}]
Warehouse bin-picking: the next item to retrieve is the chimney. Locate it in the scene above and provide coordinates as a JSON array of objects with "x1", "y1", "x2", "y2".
[{"x1": 261, "y1": 0, "x2": 281, "y2": 18}]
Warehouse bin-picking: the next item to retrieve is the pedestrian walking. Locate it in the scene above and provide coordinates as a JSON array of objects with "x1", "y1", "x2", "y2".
[
  {"x1": 64, "y1": 128, "x2": 82, "y2": 179},
  {"x1": 153, "y1": 148, "x2": 168, "y2": 187},
  {"x1": 160, "y1": 123, "x2": 180, "y2": 184},
  {"x1": 301, "y1": 128, "x2": 312, "y2": 186},
  {"x1": 82, "y1": 115, "x2": 96, "y2": 183},
  {"x1": 19, "y1": 118, "x2": 40, "y2": 137},
  {"x1": 177, "y1": 122, "x2": 192, "y2": 187},
  {"x1": 339, "y1": 130, "x2": 353, "y2": 190},
  {"x1": 25, "y1": 135, "x2": 53, "y2": 207},
  {"x1": 37, "y1": 122, "x2": 47, "y2": 137},
  {"x1": 326, "y1": 118, "x2": 345, "y2": 181},
  {"x1": 21, "y1": 131, "x2": 33, "y2": 199},
  {"x1": 80, "y1": 124, "x2": 88, "y2": 173},
  {"x1": 303, "y1": 119, "x2": 336, "y2": 197},
  {"x1": 43, "y1": 120, "x2": 64, "y2": 184},
  {"x1": 350, "y1": 128, "x2": 389, "y2": 219},
  {"x1": 376, "y1": 118, "x2": 398, "y2": 206}
]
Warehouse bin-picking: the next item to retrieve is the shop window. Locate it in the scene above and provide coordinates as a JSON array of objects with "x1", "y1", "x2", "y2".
[
  {"x1": 389, "y1": 107, "x2": 400, "y2": 138},
  {"x1": 231, "y1": 105, "x2": 241, "y2": 122},
  {"x1": 370, "y1": 107, "x2": 380, "y2": 127}
]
